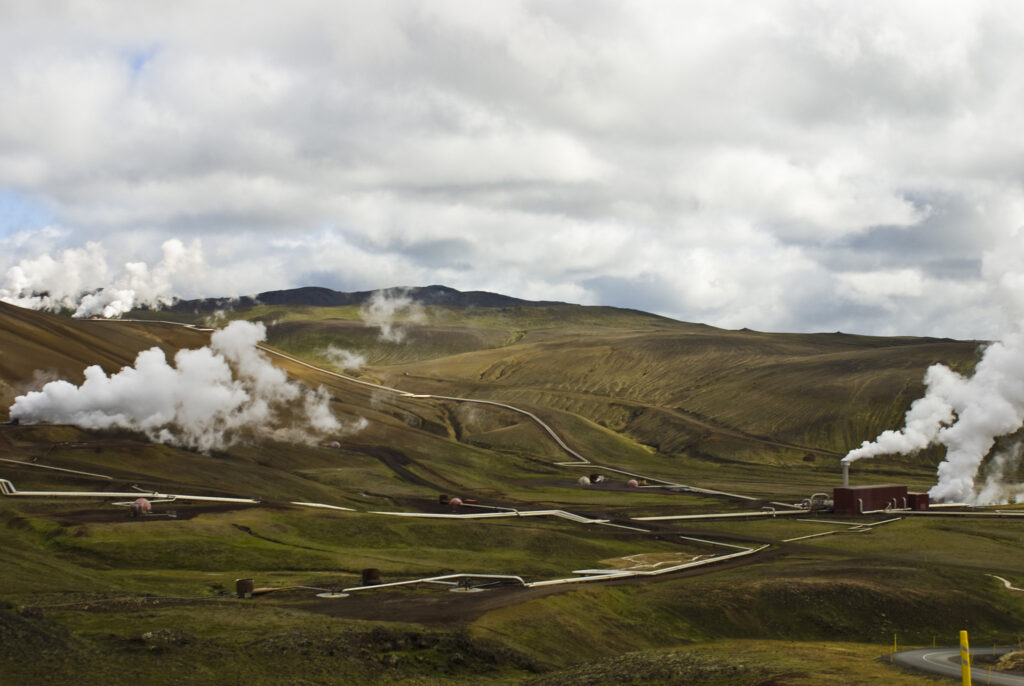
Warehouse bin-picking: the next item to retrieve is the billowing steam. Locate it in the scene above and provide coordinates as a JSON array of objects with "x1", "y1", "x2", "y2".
[
  {"x1": 8, "y1": 320, "x2": 365, "y2": 451},
  {"x1": 843, "y1": 330, "x2": 1024, "y2": 504},
  {"x1": 325, "y1": 344, "x2": 366, "y2": 371},
  {"x1": 0, "y1": 238, "x2": 202, "y2": 318},
  {"x1": 360, "y1": 288, "x2": 425, "y2": 343}
]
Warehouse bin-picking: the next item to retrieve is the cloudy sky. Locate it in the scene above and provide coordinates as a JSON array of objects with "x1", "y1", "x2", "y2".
[{"x1": 2, "y1": 1, "x2": 1023, "y2": 338}]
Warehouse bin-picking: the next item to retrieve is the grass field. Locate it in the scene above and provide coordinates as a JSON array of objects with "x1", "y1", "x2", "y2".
[{"x1": 0, "y1": 295, "x2": 1016, "y2": 684}]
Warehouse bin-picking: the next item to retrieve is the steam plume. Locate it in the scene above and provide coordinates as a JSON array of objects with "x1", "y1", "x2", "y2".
[
  {"x1": 325, "y1": 344, "x2": 366, "y2": 370},
  {"x1": 0, "y1": 238, "x2": 202, "y2": 318},
  {"x1": 843, "y1": 331, "x2": 1024, "y2": 504},
  {"x1": 8, "y1": 321, "x2": 364, "y2": 451},
  {"x1": 360, "y1": 288, "x2": 425, "y2": 343}
]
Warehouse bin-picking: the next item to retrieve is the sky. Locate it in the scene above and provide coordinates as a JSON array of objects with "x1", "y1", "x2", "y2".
[{"x1": 2, "y1": 1, "x2": 1024, "y2": 338}]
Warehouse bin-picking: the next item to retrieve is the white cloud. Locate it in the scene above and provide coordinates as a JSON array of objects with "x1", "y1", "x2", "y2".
[{"x1": 0, "y1": 2, "x2": 1023, "y2": 338}]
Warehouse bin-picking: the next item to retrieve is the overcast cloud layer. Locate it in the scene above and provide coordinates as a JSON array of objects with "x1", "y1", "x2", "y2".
[{"x1": 2, "y1": 1, "x2": 1023, "y2": 338}]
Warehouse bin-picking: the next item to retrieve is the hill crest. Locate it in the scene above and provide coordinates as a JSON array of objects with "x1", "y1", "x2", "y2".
[{"x1": 170, "y1": 284, "x2": 571, "y2": 312}]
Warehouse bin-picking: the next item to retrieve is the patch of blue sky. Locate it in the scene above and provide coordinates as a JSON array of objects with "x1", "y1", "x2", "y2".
[
  {"x1": 122, "y1": 45, "x2": 160, "y2": 75},
  {"x1": 0, "y1": 189, "x2": 55, "y2": 238}
]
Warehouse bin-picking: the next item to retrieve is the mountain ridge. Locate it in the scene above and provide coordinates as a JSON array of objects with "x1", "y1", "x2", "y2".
[{"x1": 170, "y1": 284, "x2": 573, "y2": 313}]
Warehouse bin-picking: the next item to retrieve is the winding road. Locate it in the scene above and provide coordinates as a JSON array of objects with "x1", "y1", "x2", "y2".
[
  {"x1": 3, "y1": 318, "x2": 778, "y2": 591},
  {"x1": 260, "y1": 344, "x2": 759, "y2": 499},
  {"x1": 894, "y1": 647, "x2": 1024, "y2": 685}
]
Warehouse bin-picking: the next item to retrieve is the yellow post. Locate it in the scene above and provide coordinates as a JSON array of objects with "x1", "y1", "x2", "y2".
[{"x1": 960, "y1": 629, "x2": 972, "y2": 686}]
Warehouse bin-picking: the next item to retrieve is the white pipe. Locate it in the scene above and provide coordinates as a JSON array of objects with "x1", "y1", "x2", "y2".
[
  {"x1": 0, "y1": 458, "x2": 112, "y2": 480},
  {"x1": 343, "y1": 573, "x2": 526, "y2": 593},
  {"x1": 633, "y1": 509, "x2": 806, "y2": 521},
  {"x1": 524, "y1": 545, "x2": 769, "y2": 588},
  {"x1": 0, "y1": 479, "x2": 259, "y2": 503},
  {"x1": 289, "y1": 501, "x2": 356, "y2": 512}
]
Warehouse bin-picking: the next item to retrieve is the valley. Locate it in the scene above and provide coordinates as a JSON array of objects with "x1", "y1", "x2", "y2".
[{"x1": 1, "y1": 290, "x2": 1022, "y2": 685}]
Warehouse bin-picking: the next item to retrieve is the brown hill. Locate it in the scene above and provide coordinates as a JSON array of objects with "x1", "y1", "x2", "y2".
[
  {"x1": 0, "y1": 301, "x2": 209, "y2": 414},
  {"x1": 376, "y1": 325, "x2": 980, "y2": 463}
]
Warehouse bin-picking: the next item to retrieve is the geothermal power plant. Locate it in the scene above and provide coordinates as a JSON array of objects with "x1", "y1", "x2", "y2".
[{"x1": 831, "y1": 462, "x2": 929, "y2": 516}]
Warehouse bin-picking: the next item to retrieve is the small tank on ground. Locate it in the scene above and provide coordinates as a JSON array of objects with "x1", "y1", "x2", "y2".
[{"x1": 129, "y1": 498, "x2": 152, "y2": 517}]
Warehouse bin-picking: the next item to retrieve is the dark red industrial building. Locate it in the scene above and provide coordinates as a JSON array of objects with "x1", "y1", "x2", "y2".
[
  {"x1": 907, "y1": 492, "x2": 929, "y2": 510},
  {"x1": 833, "y1": 484, "x2": 910, "y2": 515}
]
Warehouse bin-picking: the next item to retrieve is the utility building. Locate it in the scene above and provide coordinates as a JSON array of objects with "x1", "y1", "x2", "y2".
[{"x1": 833, "y1": 484, "x2": 909, "y2": 515}]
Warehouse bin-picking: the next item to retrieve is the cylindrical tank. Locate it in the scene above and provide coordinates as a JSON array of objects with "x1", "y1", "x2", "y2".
[
  {"x1": 626, "y1": 479, "x2": 639, "y2": 488},
  {"x1": 361, "y1": 568, "x2": 382, "y2": 586},
  {"x1": 134, "y1": 497, "x2": 152, "y2": 514},
  {"x1": 448, "y1": 497, "x2": 463, "y2": 507},
  {"x1": 236, "y1": 578, "x2": 255, "y2": 598},
  {"x1": 577, "y1": 476, "x2": 591, "y2": 487}
]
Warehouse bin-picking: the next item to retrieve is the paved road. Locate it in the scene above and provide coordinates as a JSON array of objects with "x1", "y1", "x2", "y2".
[{"x1": 894, "y1": 647, "x2": 1024, "y2": 685}]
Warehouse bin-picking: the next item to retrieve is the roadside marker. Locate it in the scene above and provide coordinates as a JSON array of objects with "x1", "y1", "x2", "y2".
[{"x1": 960, "y1": 629, "x2": 972, "y2": 686}]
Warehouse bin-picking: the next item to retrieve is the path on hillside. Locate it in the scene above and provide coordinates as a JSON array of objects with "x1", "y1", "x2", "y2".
[
  {"x1": 391, "y1": 372, "x2": 843, "y2": 458},
  {"x1": 85, "y1": 318, "x2": 763, "y2": 499},
  {"x1": 260, "y1": 345, "x2": 757, "y2": 499},
  {"x1": 102, "y1": 318, "x2": 840, "y2": 461}
]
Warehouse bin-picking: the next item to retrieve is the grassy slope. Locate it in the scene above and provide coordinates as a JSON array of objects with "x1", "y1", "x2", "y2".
[
  {"x1": 0, "y1": 301, "x2": 1010, "y2": 684},
  {"x1": 223, "y1": 300, "x2": 978, "y2": 484},
  {"x1": 381, "y1": 327, "x2": 977, "y2": 458}
]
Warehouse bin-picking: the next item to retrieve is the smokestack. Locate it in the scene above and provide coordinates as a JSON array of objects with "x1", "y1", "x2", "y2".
[{"x1": 842, "y1": 462, "x2": 849, "y2": 488}]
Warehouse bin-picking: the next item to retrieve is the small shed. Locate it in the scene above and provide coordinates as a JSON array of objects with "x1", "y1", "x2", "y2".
[{"x1": 907, "y1": 492, "x2": 930, "y2": 511}]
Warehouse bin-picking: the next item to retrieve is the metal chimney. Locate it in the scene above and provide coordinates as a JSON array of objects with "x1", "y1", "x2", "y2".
[{"x1": 842, "y1": 462, "x2": 849, "y2": 488}]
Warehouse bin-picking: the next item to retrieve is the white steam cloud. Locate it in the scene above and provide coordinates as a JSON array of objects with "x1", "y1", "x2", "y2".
[
  {"x1": 8, "y1": 320, "x2": 365, "y2": 451},
  {"x1": 0, "y1": 238, "x2": 202, "y2": 318},
  {"x1": 843, "y1": 331, "x2": 1024, "y2": 504},
  {"x1": 324, "y1": 345, "x2": 365, "y2": 371},
  {"x1": 360, "y1": 288, "x2": 425, "y2": 343}
]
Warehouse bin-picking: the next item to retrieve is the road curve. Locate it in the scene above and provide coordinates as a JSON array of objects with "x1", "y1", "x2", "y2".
[
  {"x1": 93, "y1": 320, "x2": 762, "y2": 499},
  {"x1": 266, "y1": 346, "x2": 761, "y2": 498},
  {"x1": 894, "y1": 647, "x2": 1024, "y2": 685}
]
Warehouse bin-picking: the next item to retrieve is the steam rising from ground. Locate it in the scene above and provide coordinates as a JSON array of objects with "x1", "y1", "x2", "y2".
[
  {"x1": 360, "y1": 288, "x2": 425, "y2": 343},
  {"x1": 844, "y1": 331, "x2": 1024, "y2": 504},
  {"x1": 324, "y1": 345, "x2": 365, "y2": 371},
  {"x1": 0, "y1": 239, "x2": 202, "y2": 318},
  {"x1": 8, "y1": 321, "x2": 364, "y2": 451}
]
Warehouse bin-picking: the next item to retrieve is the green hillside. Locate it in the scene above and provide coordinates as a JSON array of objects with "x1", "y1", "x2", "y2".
[
  {"x1": 196, "y1": 291, "x2": 978, "y2": 476},
  {"x1": 0, "y1": 295, "x2": 1016, "y2": 685}
]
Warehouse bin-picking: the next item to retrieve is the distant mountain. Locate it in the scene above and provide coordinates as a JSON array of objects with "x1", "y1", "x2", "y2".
[{"x1": 169, "y1": 284, "x2": 566, "y2": 312}]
